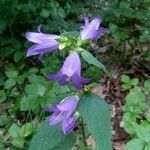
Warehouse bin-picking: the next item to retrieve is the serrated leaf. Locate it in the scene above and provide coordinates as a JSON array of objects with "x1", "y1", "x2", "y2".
[
  {"x1": 126, "y1": 138, "x2": 145, "y2": 150},
  {"x1": 4, "y1": 78, "x2": 16, "y2": 89},
  {"x1": 29, "y1": 119, "x2": 76, "y2": 150},
  {"x1": 5, "y1": 70, "x2": 18, "y2": 78},
  {"x1": 81, "y1": 51, "x2": 106, "y2": 71},
  {"x1": 78, "y1": 93, "x2": 112, "y2": 150},
  {"x1": 131, "y1": 78, "x2": 139, "y2": 86},
  {"x1": 0, "y1": 90, "x2": 6, "y2": 102},
  {"x1": 122, "y1": 84, "x2": 131, "y2": 90},
  {"x1": 121, "y1": 75, "x2": 131, "y2": 84},
  {"x1": 20, "y1": 96, "x2": 40, "y2": 111},
  {"x1": 144, "y1": 79, "x2": 150, "y2": 92},
  {"x1": 135, "y1": 124, "x2": 150, "y2": 143},
  {"x1": 11, "y1": 137, "x2": 25, "y2": 149},
  {"x1": 8, "y1": 123, "x2": 20, "y2": 138},
  {"x1": 25, "y1": 83, "x2": 46, "y2": 97},
  {"x1": 19, "y1": 122, "x2": 35, "y2": 137},
  {"x1": 13, "y1": 51, "x2": 23, "y2": 62},
  {"x1": 126, "y1": 87, "x2": 146, "y2": 105}
]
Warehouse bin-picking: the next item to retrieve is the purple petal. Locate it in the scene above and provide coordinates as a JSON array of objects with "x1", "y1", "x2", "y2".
[
  {"x1": 62, "y1": 117, "x2": 76, "y2": 134},
  {"x1": 81, "y1": 16, "x2": 105, "y2": 40},
  {"x1": 71, "y1": 72, "x2": 91, "y2": 90},
  {"x1": 49, "y1": 110, "x2": 65, "y2": 125},
  {"x1": 47, "y1": 72, "x2": 62, "y2": 80},
  {"x1": 61, "y1": 52, "x2": 81, "y2": 77},
  {"x1": 25, "y1": 32, "x2": 60, "y2": 43},
  {"x1": 88, "y1": 17, "x2": 101, "y2": 29},
  {"x1": 57, "y1": 74, "x2": 68, "y2": 86},
  {"x1": 71, "y1": 72, "x2": 82, "y2": 90},
  {"x1": 47, "y1": 72, "x2": 68, "y2": 86},
  {"x1": 26, "y1": 40, "x2": 59, "y2": 57},
  {"x1": 57, "y1": 96, "x2": 79, "y2": 119},
  {"x1": 95, "y1": 27, "x2": 108, "y2": 39},
  {"x1": 81, "y1": 27, "x2": 99, "y2": 40},
  {"x1": 81, "y1": 15, "x2": 89, "y2": 29},
  {"x1": 80, "y1": 77, "x2": 91, "y2": 84}
]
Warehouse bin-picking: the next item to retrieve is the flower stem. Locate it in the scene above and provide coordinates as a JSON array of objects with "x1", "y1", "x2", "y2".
[{"x1": 81, "y1": 118, "x2": 87, "y2": 146}]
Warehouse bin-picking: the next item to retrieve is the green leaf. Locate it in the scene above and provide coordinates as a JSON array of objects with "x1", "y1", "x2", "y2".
[
  {"x1": 19, "y1": 122, "x2": 35, "y2": 137},
  {"x1": 13, "y1": 51, "x2": 23, "y2": 62},
  {"x1": 135, "y1": 124, "x2": 150, "y2": 143},
  {"x1": 81, "y1": 51, "x2": 106, "y2": 71},
  {"x1": 144, "y1": 143, "x2": 150, "y2": 150},
  {"x1": 78, "y1": 93, "x2": 112, "y2": 150},
  {"x1": 0, "y1": 90, "x2": 6, "y2": 102},
  {"x1": 20, "y1": 96, "x2": 40, "y2": 111},
  {"x1": 4, "y1": 78, "x2": 16, "y2": 89},
  {"x1": 11, "y1": 137, "x2": 25, "y2": 149},
  {"x1": 25, "y1": 83, "x2": 46, "y2": 97},
  {"x1": 8, "y1": 123, "x2": 20, "y2": 138},
  {"x1": 5, "y1": 70, "x2": 18, "y2": 78},
  {"x1": 122, "y1": 84, "x2": 131, "y2": 90},
  {"x1": 40, "y1": 9, "x2": 50, "y2": 18},
  {"x1": 144, "y1": 79, "x2": 150, "y2": 92},
  {"x1": 121, "y1": 75, "x2": 131, "y2": 84},
  {"x1": 131, "y1": 78, "x2": 139, "y2": 86},
  {"x1": 0, "y1": 142, "x2": 4, "y2": 150},
  {"x1": 126, "y1": 87, "x2": 146, "y2": 105},
  {"x1": 126, "y1": 138, "x2": 145, "y2": 150},
  {"x1": 29, "y1": 119, "x2": 76, "y2": 150}
]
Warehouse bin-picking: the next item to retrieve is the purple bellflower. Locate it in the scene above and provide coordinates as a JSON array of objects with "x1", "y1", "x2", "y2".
[
  {"x1": 80, "y1": 16, "x2": 107, "y2": 40},
  {"x1": 48, "y1": 52, "x2": 91, "y2": 90},
  {"x1": 44, "y1": 96, "x2": 79, "y2": 134},
  {"x1": 25, "y1": 28, "x2": 60, "y2": 57}
]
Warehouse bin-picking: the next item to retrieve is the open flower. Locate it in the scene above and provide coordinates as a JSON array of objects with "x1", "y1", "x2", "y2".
[
  {"x1": 44, "y1": 96, "x2": 79, "y2": 134},
  {"x1": 80, "y1": 16, "x2": 107, "y2": 40},
  {"x1": 25, "y1": 30, "x2": 60, "y2": 57},
  {"x1": 48, "y1": 52, "x2": 91, "y2": 90}
]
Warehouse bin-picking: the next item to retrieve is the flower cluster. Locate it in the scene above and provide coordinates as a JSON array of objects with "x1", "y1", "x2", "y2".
[{"x1": 25, "y1": 16, "x2": 107, "y2": 134}]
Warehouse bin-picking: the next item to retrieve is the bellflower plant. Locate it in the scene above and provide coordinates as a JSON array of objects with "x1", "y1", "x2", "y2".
[
  {"x1": 48, "y1": 52, "x2": 91, "y2": 90},
  {"x1": 27, "y1": 15, "x2": 112, "y2": 150},
  {"x1": 25, "y1": 30, "x2": 60, "y2": 57},
  {"x1": 44, "y1": 96, "x2": 79, "y2": 134},
  {"x1": 80, "y1": 16, "x2": 107, "y2": 40}
]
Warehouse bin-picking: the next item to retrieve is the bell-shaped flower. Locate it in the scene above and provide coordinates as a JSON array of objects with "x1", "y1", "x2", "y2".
[
  {"x1": 25, "y1": 29, "x2": 60, "y2": 57},
  {"x1": 44, "y1": 96, "x2": 79, "y2": 134},
  {"x1": 62, "y1": 117, "x2": 77, "y2": 134},
  {"x1": 48, "y1": 52, "x2": 91, "y2": 90},
  {"x1": 80, "y1": 16, "x2": 107, "y2": 40}
]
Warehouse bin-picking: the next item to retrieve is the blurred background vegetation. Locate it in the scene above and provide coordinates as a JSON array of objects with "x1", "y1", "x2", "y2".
[{"x1": 0, "y1": 0, "x2": 149, "y2": 149}]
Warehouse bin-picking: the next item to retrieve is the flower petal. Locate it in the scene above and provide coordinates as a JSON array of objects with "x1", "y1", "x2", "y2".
[
  {"x1": 80, "y1": 77, "x2": 91, "y2": 84},
  {"x1": 57, "y1": 96, "x2": 79, "y2": 119},
  {"x1": 49, "y1": 110, "x2": 65, "y2": 125},
  {"x1": 25, "y1": 32, "x2": 60, "y2": 43},
  {"x1": 26, "y1": 40, "x2": 59, "y2": 57},
  {"x1": 57, "y1": 74, "x2": 68, "y2": 86},
  {"x1": 95, "y1": 27, "x2": 108, "y2": 39},
  {"x1": 61, "y1": 52, "x2": 81, "y2": 77},
  {"x1": 81, "y1": 16, "x2": 105, "y2": 40},
  {"x1": 47, "y1": 72, "x2": 68, "y2": 85},
  {"x1": 62, "y1": 117, "x2": 76, "y2": 134},
  {"x1": 88, "y1": 17, "x2": 101, "y2": 30},
  {"x1": 71, "y1": 72, "x2": 83, "y2": 90},
  {"x1": 47, "y1": 72, "x2": 62, "y2": 80},
  {"x1": 71, "y1": 72, "x2": 91, "y2": 90}
]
